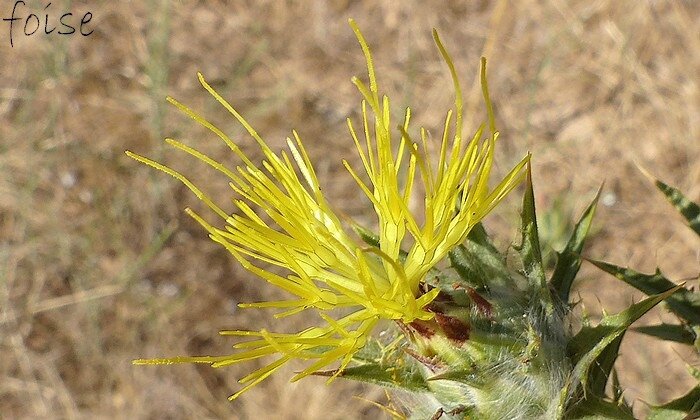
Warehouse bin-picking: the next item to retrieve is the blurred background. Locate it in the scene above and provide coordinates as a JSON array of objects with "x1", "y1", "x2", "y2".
[{"x1": 1, "y1": 0, "x2": 698, "y2": 418}]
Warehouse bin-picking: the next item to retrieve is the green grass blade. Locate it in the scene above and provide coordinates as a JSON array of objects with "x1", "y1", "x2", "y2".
[
  {"x1": 589, "y1": 260, "x2": 700, "y2": 325},
  {"x1": 550, "y1": 186, "x2": 601, "y2": 304}
]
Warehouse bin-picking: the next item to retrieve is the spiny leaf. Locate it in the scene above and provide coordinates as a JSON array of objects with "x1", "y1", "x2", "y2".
[
  {"x1": 588, "y1": 334, "x2": 623, "y2": 398},
  {"x1": 448, "y1": 223, "x2": 513, "y2": 290},
  {"x1": 352, "y1": 222, "x2": 381, "y2": 248},
  {"x1": 351, "y1": 337, "x2": 386, "y2": 363},
  {"x1": 515, "y1": 164, "x2": 551, "y2": 306},
  {"x1": 610, "y1": 368, "x2": 630, "y2": 410},
  {"x1": 516, "y1": 164, "x2": 546, "y2": 287},
  {"x1": 634, "y1": 323, "x2": 696, "y2": 346},
  {"x1": 644, "y1": 171, "x2": 700, "y2": 237},
  {"x1": 590, "y1": 260, "x2": 700, "y2": 325},
  {"x1": 465, "y1": 221, "x2": 499, "y2": 255},
  {"x1": 313, "y1": 361, "x2": 430, "y2": 392},
  {"x1": 569, "y1": 284, "x2": 683, "y2": 393},
  {"x1": 426, "y1": 369, "x2": 485, "y2": 388},
  {"x1": 567, "y1": 394, "x2": 636, "y2": 419},
  {"x1": 648, "y1": 385, "x2": 700, "y2": 420},
  {"x1": 550, "y1": 186, "x2": 601, "y2": 304}
]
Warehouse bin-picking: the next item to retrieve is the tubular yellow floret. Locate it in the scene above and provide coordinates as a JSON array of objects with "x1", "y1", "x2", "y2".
[{"x1": 128, "y1": 20, "x2": 529, "y2": 400}]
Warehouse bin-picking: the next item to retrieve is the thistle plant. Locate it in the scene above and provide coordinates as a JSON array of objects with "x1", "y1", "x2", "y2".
[
  {"x1": 129, "y1": 20, "x2": 698, "y2": 419},
  {"x1": 590, "y1": 175, "x2": 700, "y2": 420}
]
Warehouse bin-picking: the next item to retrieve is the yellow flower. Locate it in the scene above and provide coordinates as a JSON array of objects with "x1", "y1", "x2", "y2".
[{"x1": 128, "y1": 19, "x2": 529, "y2": 400}]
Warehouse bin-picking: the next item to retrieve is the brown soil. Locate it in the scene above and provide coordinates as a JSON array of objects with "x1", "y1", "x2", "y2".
[{"x1": 1, "y1": 1, "x2": 698, "y2": 418}]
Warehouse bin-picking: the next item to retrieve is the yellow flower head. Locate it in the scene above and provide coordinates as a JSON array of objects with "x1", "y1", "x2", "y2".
[{"x1": 128, "y1": 19, "x2": 529, "y2": 400}]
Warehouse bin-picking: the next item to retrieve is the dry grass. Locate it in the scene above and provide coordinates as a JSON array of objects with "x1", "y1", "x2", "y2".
[{"x1": 1, "y1": 0, "x2": 698, "y2": 418}]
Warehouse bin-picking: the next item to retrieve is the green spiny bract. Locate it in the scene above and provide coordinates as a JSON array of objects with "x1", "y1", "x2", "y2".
[
  {"x1": 591, "y1": 175, "x2": 700, "y2": 420},
  {"x1": 324, "y1": 168, "x2": 690, "y2": 420}
]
